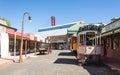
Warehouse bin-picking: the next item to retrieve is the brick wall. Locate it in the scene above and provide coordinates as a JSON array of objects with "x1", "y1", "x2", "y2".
[{"x1": 101, "y1": 34, "x2": 120, "y2": 60}]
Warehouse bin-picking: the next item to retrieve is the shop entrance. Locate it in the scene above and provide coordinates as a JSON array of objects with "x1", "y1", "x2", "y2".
[{"x1": 104, "y1": 39, "x2": 107, "y2": 56}]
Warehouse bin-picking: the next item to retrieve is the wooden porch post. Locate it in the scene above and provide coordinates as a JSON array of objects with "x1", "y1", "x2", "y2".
[
  {"x1": 25, "y1": 40, "x2": 27, "y2": 56},
  {"x1": 13, "y1": 31, "x2": 16, "y2": 61},
  {"x1": 34, "y1": 41, "x2": 36, "y2": 55}
]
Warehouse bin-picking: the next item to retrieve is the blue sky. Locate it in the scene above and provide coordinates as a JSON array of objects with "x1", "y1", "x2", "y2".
[{"x1": 0, "y1": 0, "x2": 120, "y2": 33}]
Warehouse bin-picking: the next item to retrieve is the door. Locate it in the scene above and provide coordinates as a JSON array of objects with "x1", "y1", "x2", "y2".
[{"x1": 104, "y1": 39, "x2": 107, "y2": 56}]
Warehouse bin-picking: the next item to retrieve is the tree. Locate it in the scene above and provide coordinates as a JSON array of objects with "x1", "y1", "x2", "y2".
[{"x1": 0, "y1": 18, "x2": 11, "y2": 27}]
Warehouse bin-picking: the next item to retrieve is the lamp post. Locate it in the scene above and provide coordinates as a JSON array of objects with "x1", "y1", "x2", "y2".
[{"x1": 19, "y1": 12, "x2": 31, "y2": 63}]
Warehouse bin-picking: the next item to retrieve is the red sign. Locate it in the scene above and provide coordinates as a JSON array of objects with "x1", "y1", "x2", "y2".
[{"x1": 51, "y1": 16, "x2": 56, "y2": 26}]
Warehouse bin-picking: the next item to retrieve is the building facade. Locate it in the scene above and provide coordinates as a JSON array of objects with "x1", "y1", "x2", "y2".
[
  {"x1": 0, "y1": 19, "x2": 41, "y2": 58},
  {"x1": 101, "y1": 18, "x2": 120, "y2": 62},
  {"x1": 36, "y1": 22, "x2": 77, "y2": 50},
  {"x1": 0, "y1": 19, "x2": 17, "y2": 58}
]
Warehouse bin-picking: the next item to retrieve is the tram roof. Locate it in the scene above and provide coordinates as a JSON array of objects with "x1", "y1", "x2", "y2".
[
  {"x1": 67, "y1": 23, "x2": 103, "y2": 34},
  {"x1": 67, "y1": 23, "x2": 84, "y2": 34},
  {"x1": 77, "y1": 30, "x2": 98, "y2": 35}
]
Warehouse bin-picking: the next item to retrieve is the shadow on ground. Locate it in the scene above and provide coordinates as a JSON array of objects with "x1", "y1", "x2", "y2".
[
  {"x1": 54, "y1": 58, "x2": 77, "y2": 65},
  {"x1": 82, "y1": 63, "x2": 120, "y2": 75},
  {"x1": 58, "y1": 52, "x2": 76, "y2": 56},
  {"x1": 36, "y1": 53, "x2": 48, "y2": 55}
]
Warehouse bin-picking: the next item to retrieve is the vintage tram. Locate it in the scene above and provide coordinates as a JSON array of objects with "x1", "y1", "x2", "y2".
[{"x1": 77, "y1": 24, "x2": 103, "y2": 65}]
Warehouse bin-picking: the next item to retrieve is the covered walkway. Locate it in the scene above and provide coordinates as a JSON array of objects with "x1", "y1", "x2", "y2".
[{"x1": 6, "y1": 28, "x2": 41, "y2": 56}]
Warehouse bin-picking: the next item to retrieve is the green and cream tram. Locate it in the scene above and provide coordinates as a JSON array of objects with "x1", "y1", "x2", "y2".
[{"x1": 77, "y1": 24, "x2": 103, "y2": 65}]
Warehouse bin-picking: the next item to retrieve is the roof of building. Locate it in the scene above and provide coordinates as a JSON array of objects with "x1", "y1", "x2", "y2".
[
  {"x1": 36, "y1": 22, "x2": 77, "y2": 42},
  {"x1": 0, "y1": 19, "x2": 17, "y2": 31},
  {"x1": 38, "y1": 22, "x2": 76, "y2": 32},
  {"x1": 104, "y1": 18, "x2": 120, "y2": 27},
  {"x1": 0, "y1": 24, "x2": 17, "y2": 31},
  {"x1": 101, "y1": 18, "x2": 120, "y2": 34}
]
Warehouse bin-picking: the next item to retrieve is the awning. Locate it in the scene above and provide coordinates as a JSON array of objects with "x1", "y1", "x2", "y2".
[
  {"x1": 7, "y1": 28, "x2": 32, "y2": 40},
  {"x1": 26, "y1": 34, "x2": 35, "y2": 41},
  {"x1": 6, "y1": 28, "x2": 21, "y2": 39},
  {"x1": 101, "y1": 28, "x2": 120, "y2": 37}
]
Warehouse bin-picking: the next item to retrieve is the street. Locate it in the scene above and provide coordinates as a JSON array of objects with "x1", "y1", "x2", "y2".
[{"x1": 0, "y1": 50, "x2": 119, "y2": 75}]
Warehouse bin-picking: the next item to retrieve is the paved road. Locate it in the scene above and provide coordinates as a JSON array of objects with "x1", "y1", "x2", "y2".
[{"x1": 0, "y1": 50, "x2": 119, "y2": 75}]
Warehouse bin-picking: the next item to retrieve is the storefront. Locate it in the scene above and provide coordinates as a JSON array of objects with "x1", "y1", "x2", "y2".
[
  {"x1": 47, "y1": 35, "x2": 67, "y2": 50},
  {"x1": 6, "y1": 29, "x2": 41, "y2": 56},
  {"x1": 101, "y1": 18, "x2": 120, "y2": 61},
  {"x1": 37, "y1": 22, "x2": 76, "y2": 50},
  {"x1": 0, "y1": 19, "x2": 17, "y2": 58}
]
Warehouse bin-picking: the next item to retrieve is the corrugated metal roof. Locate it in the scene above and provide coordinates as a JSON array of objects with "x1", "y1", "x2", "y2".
[
  {"x1": 37, "y1": 22, "x2": 77, "y2": 42},
  {"x1": 67, "y1": 24, "x2": 84, "y2": 34},
  {"x1": 101, "y1": 20, "x2": 120, "y2": 33},
  {"x1": 38, "y1": 22, "x2": 76, "y2": 32}
]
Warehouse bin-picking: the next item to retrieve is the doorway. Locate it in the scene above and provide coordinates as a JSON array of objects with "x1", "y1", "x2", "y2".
[{"x1": 103, "y1": 39, "x2": 107, "y2": 56}]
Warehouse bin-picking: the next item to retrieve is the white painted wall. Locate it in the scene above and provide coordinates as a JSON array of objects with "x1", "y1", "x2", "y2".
[{"x1": 0, "y1": 33, "x2": 9, "y2": 58}]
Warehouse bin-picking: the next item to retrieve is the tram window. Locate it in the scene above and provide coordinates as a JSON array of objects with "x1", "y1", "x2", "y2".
[
  {"x1": 73, "y1": 37, "x2": 77, "y2": 43},
  {"x1": 79, "y1": 35, "x2": 83, "y2": 45},
  {"x1": 86, "y1": 32, "x2": 95, "y2": 46},
  {"x1": 93, "y1": 39, "x2": 95, "y2": 45},
  {"x1": 98, "y1": 38, "x2": 100, "y2": 45},
  {"x1": 86, "y1": 38, "x2": 92, "y2": 45}
]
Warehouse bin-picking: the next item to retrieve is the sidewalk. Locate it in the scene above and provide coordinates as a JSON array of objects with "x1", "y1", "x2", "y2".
[
  {"x1": 0, "y1": 53, "x2": 37, "y2": 66},
  {"x1": 0, "y1": 58, "x2": 13, "y2": 66},
  {"x1": 102, "y1": 57, "x2": 120, "y2": 72}
]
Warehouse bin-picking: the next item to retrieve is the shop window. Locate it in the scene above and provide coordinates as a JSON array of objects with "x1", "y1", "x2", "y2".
[
  {"x1": 111, "y1": 32, "x2": 116, "y2": 50},
  {"x1": 114, "y1": 33, "x2": 119, "y2": 47},
  {"x1": 118, "y1": 32, "x2": 120, "y2": 47},
  {"x1": 112, "y1": 41, "x2": 116, "y2": 50},
  {"x1": 107, "y1": 36, "x2": 109, "y2": 47},
  {"x1": 9, "y1": 39, "x2": 14, "y2": 52}
]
